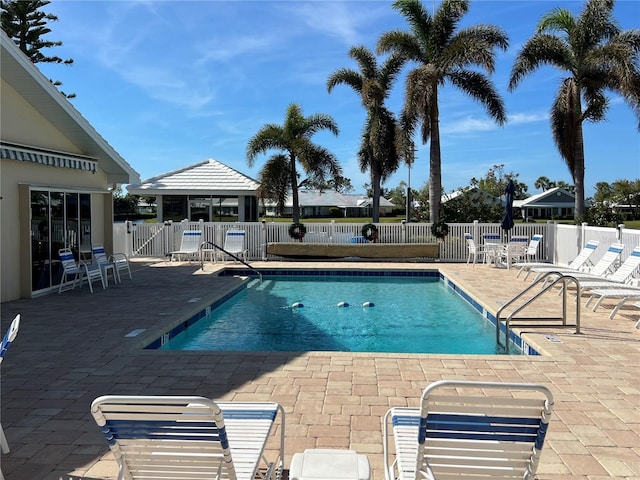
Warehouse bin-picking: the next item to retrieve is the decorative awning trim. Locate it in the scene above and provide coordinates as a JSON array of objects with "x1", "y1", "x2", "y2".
[{"x1": 0, "y1": 142, "x2": 98, "y2": 173}]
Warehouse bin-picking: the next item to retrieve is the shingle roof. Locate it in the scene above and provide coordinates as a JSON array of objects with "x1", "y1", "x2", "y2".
[
  {"x1": 513, "y1": 187, "x2": 576, "y2": 208},
  {"x1": 127, "y1": 159, "x2": 260, "y2": 195},
  {"x1": 262, "y1": 189, "x2": 394, "y2": 208}
]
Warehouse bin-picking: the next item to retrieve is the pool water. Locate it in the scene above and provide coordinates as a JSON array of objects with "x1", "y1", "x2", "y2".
[{"x1": 160, "y1": 275, "x2": 519, "y2": 354}]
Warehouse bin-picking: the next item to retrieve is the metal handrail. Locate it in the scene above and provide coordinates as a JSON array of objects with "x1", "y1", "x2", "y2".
[
  {"x1": 496, "y1": 271, "x2": 581, "y2": 350},
  {"x1": 199, "y1": 241, "x2": 262, "y2": 282}
]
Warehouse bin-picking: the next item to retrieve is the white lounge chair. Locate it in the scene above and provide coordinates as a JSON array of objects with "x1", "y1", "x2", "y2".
[
  {"x1": 216, "y1": 229, "x2": 248, "y2": 262},
  {"x1": 91, "y1": 395, "x2": 285, "y2": 480},
  {"x1": 530, "y1": 242, "x2": 624, "y2": 283},
  {"x1": 572, "y1": 246, "x2": 640, "y2": 293},
  {"x1": 169, "y1": 230, "x2": 202, "y2": 262},
  {"x1": 383, "y1": 380, "x2": 554, "y2": 480},
  {"x1": 585, "y1": 287, "x2": 640, "y2": 319},
  {"x1": 0, "y1": 314, "x2": 20, "y2": 457},
  {"x1": 517, "y1": 240, "x2": 600, "y2": 279},
  {"x1": 58, "y1": 248, "x2": 105, "y2": 293}
]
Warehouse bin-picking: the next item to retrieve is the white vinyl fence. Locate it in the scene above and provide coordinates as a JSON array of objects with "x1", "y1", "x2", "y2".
[
  {"x1": 121, "y1": 219, "x2": 576, "y2": 263},
  {"x1": 120, "y1": 219, "x2": 639, "y2": 264}
]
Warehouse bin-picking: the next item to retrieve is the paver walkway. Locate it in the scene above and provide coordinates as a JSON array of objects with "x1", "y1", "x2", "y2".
[{"x1": 0, "y1": 258, "x2": 638, "y2": 479}]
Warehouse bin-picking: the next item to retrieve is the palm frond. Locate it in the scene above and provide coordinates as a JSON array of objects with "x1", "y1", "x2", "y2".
[
  {"x1": 257, "y1": 154, "x2": 291, "y2": 215},
  {"x1": 508, "y1": 34, "x2": 573, "y2": 90},
  {"x1": 448, "y1": 70, "x2": 506, "y2": 125},
  {"x1": 349, "y1": 45, "x2": 378, "y2": 79},
  {"x1": 446, "y1": 25, "x2": 509, "y2": 73},
  {"x1": 432, "y1": 0, "x2": 469, "y2": 56},
  {"x1": 550, "y1": 78, "x2": 579, "y2": 171},
  {"x1": 326, "y1": 68, "x2": 363, "y2": 94},
  {"x1": 538, "y1": 8, "x2": 576, "y2": 35},
  {"x1": 392, "y1": 0, "x2": 433, "y2": 47},
  {"x1": 246, "y1": 125, "x2": 286, "y2": 165},
  {"x1": 377, "y1": 30, "x2": 423, "y2": 62}
]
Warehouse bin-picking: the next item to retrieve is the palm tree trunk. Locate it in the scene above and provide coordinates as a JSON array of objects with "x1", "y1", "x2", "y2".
[
  {"x1": 574, "y1": 121, "x2": 586, "y2": 219},
  {"x1": 428, "y1": 89, "x2": 442, "y2": 223},
  {"x1": 372, "y1": 171, "x2": 381, "y2": 223},
  {"x1": 291, "y1": 158, "x2": 300, "y2": 223}
]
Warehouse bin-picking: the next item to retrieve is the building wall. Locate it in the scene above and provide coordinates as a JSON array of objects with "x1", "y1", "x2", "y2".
[
  {"x1": 1, "y1": 159, "x2": 110, "y2": 302},
  {"x1": 1, "y1": 82, "x2": 113, "y2": 302},
  {"x1": 1, "y1": 79, "x2": 82, "y2": 152}
]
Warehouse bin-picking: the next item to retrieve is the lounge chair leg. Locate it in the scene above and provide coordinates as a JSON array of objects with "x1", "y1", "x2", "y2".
[{"x1": 609, "y1": 297, "x2": 630, "y2": 319}]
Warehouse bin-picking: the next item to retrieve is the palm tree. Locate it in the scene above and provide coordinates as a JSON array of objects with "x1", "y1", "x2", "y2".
[
  {"x1": 508, "y1": 0, "x2": 640, "y2": 219},
  {"x1": 327, "y1": 46, "x2": 404, "y2": 223},
  {"x1": 378, "y1": 0, "x2": 508, "y2": 223},
  {"x1": 534, "y1": 176, "x2": 553, "y2": 191},
  {"x1": 246, "y1": 103, "x2": 340, "y2": 223}
]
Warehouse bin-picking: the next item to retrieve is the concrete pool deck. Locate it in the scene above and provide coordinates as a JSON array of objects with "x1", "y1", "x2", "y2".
[{"x1": 0, "y1": 258, "x2": 638, "y2": 479}]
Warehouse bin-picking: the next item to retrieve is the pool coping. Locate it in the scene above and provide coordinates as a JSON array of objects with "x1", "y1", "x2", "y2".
[{"x1": 141, "y1": 266, "x2": 541, "y2": 356}]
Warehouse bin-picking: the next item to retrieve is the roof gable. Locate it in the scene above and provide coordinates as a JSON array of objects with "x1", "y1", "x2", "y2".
[
  {"x1": 515, "y1": 187, "x2": 575, "y2": 207},
  {"x1": 1, "y1": 31, "x2": 139, "y2": 184}
]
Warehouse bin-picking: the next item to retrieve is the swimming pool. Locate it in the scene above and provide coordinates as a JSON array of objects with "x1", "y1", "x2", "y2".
[{"x1": 157, "y1": 272, "x2": 524, "y2": 354}]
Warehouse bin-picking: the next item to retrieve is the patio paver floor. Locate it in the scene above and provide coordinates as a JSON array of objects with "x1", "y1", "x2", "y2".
[{"x1": 0, "y1": 258, "x2": 638, "y2": 479}]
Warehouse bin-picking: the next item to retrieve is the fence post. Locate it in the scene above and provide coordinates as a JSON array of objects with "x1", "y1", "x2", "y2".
[
  {"x1": 261, "y1": 220, "x2": 267, "y2": 261},
  {"x1": 617, "y1": 223, "x2": 625, "y2": 241},
  {"x1": 401, "y1": 219, "x2": 406, "y2": 243}
]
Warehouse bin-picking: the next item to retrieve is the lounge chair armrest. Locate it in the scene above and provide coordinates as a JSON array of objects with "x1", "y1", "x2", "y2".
[{"x1": 109, "y1": 252, "x2": 128, "y2": 262}]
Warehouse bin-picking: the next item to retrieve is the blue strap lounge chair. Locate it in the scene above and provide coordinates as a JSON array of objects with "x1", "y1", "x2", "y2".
[
  {"x1": 169, "y1": 230, "x2": 202, "y2": 262},
  {"x1": 0, "y1": 314, "x2": 20, "y2": 456},
  {"x1": 565, "y1": 246, "x2": 640, "y2": 292},
  {"x1": 383, "y1": 380, "x2": 554, "y2": 480},
  {"x1": 91, "y1": 395, "x2": 285, "y2": 480},
  {"x1": 518, "y1": 240, "x2": 600, "y2": 279},
  {"x1": 529, "y1": 242, "x2": 624, "y2": 283},
  {"x1": 58, "y1": 248, "x2": 105, "y2": 293}
]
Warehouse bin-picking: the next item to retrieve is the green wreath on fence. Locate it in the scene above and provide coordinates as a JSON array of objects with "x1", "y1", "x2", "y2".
[
  {"x1": 431, "y1": 220, "x2": 449, "y2": 240},
  {"x1": 361, "y1": 223, "x2": 379, "y2": 242},
  {"x1": 288, "y1": 222, "x2": 307, "y2": 240}
]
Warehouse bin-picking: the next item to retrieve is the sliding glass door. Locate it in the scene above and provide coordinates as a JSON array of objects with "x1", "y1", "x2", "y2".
[{"x1": 30, "y1": 190, "x2": 91, "y2": 293}]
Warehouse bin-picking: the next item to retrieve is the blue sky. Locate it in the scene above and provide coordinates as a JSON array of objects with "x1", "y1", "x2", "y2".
[{"x1": 38, "y1": 0, "x2": 639, "y2": 197}]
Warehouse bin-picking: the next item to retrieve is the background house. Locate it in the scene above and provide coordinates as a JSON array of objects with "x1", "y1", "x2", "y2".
[
  {"x1": 126, "y1": 159, "x2": 260, "y2": 222},
  {"x1": 261, "y1": 189, "x2": 395, "y2": 218},
  {"x1": 514, "y1": 187, "x2": 578, "y2": 220},
  {"x1": 0, "y1": 31, "x2": 139, "y2": 302}
]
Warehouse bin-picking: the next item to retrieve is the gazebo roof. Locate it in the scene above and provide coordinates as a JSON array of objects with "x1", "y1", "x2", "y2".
[{"x1": 127, "y1": 159, "x2": 260, "y2": 196}]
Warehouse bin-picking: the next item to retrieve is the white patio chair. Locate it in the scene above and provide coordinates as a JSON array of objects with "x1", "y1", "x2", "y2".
[
  {"x1": 58, "y1": 248, "x2": 105, "y2": 293},
  {"x1": 169, "y1": 230, "x2": 202, "y2": 262},
  {"x1": 91, "y1": 395, "x2": 285, "y2": 480},
  {"x1": 497, "y1": 235, "x2": 530, "y2": 269},
  {"x1": 216, "y1": 229, "x2": 248, "y2": 262},
  {"x1": 91, "y1": 244, "x2": 119, "y2": 286},
  {"x1": 110, "y1": 252, "x2": 132, "y2": 280},
  {"x1": 0, "y1": 314, "x2": 20, "y2": 457},
  {"x1": 383, "y1": 380, "x2": 554, "y2": 480},
  {"x1": 464, "y1": 233, "x2": 487, "y2": 266}
]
